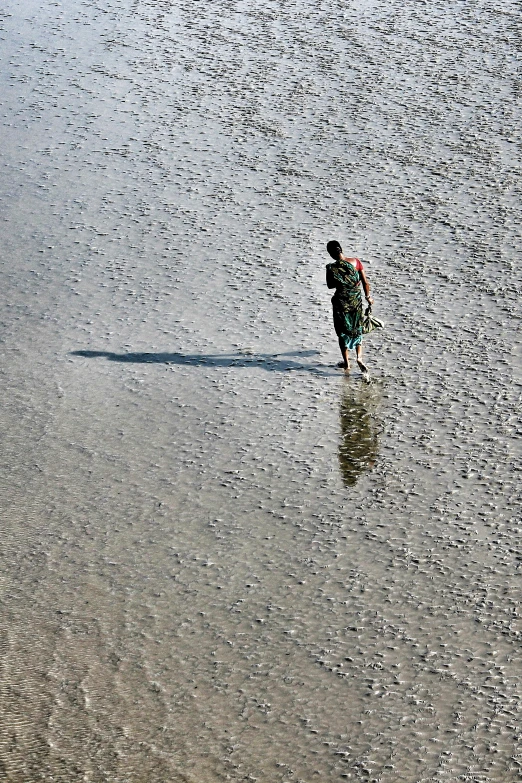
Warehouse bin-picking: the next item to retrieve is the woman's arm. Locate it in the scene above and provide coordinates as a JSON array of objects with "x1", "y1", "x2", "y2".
[
  {"x1": 326, "y1": 265, "x2": 337, "y2": 289},
  {"x1": 359, "y1": 268, "x2": 373, "y2": 304}
]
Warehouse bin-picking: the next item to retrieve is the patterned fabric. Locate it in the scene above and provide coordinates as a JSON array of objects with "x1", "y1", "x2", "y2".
[
  {"x1": 326, "y1": 259, "x2": 363, "y2": 350},
  {"x1": 362, "y1": 304, "x2": 384, "y2": 335}
]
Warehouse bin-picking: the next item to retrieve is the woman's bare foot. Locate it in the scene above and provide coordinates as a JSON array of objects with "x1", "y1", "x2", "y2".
[
  {"x1": 357, "y1": 358, "x2": 370, "y2": 381},
  {"x1": 337, "y1": 361, "x2": 351, "y2": 370},
  {"x1": 338, "y1": 345, "x2": 350, "y2": 370}
]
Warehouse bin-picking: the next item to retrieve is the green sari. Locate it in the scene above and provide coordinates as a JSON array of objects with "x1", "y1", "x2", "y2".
[{"x1": 326, "y1": 260, "x2": 363, "y2": 350}]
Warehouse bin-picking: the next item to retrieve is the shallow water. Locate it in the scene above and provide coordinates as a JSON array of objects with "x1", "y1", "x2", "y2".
[{"x1": 1, "y1": 0, "x2": 521, "y2": 781}]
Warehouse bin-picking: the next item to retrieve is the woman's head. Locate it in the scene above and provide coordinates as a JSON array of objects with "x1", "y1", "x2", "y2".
[{"x1": 327, "y1": 240, "x2": 342, "y2": 260}]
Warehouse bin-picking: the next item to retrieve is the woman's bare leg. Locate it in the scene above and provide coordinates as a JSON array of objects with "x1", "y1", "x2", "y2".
[
  {"x1": 356, "y1": 343, "x2": 368, "y2": 374},
  {"x1": 337, "y1": 339, "x2": 351, "y2": 369}
]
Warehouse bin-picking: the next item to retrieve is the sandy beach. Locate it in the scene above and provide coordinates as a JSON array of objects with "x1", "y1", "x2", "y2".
[{"x1": 1, "y1": 0, "x2": 521, "y2": 780}]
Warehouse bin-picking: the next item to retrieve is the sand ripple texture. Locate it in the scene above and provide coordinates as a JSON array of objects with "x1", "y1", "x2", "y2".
[{"x1": 1, "y1": 0, "x2": 521, "y2": 781}]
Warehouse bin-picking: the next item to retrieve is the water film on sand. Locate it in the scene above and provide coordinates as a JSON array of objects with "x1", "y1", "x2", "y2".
[{"x1": 0, "y1": 0, "x2": 521, "y2": 780}]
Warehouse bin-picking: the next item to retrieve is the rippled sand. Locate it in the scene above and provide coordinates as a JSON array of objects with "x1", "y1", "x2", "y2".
[{"x1": 1, "y1": 0, "x2": 521, "y2": 780}]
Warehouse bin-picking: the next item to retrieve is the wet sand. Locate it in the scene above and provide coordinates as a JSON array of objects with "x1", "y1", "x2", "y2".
[{"x1": 1, "y1": 0, "x2": 521, "y2": 780}]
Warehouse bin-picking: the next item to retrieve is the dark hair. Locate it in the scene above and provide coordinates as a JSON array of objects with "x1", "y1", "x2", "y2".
[{"x1": 326, "y1": 240, "x2": 342, "y2": 260}]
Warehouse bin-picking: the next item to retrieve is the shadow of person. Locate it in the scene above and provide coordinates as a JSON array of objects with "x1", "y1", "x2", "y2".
[
  {"x1": 71, "y1": 349, "x2": 336, "y2": 376},
  {"x1": 338, "y1": 382, "x2": 380, "y2": 487}
]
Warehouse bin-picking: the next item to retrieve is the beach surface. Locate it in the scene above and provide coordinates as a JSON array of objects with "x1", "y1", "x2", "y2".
[{"x1": 1, "y1": 0, "x2": 521, "y2": 780}]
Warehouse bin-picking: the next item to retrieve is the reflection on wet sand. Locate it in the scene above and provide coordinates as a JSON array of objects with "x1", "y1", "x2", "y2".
[{"x1": 338, "y1": 381, "x2": 380, "y2": 487}]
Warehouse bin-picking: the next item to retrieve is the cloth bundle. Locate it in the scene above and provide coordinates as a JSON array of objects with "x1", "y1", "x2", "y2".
[{"x1": 362, "y1": 305, "x2": 384, "y2": 335}]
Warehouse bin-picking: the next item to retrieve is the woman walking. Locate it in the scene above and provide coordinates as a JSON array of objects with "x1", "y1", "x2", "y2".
[{"x1": 326, "y1": 240, "x2": 373, "y2": 373}]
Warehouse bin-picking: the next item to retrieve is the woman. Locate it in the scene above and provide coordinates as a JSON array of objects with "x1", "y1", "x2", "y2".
[{"x1": 326, "y1": 240, "x2": 373, "y2": 373}]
